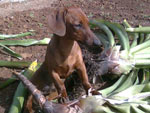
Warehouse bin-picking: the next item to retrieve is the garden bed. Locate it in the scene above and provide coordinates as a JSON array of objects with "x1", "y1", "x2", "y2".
[{"x1": 0, "y1": 0, "x2": 150, "y2": 113}]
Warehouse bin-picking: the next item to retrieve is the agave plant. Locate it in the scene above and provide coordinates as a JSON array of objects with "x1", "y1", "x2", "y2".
[
  {"x1": 0, "y1": 32, "x2": 50, "y2": 90},
  {"x1": 8, "y1": 60, "x2": 40, "y2": 113},
  {"x1": 0, "y1": 31, "x2": 51, "y2": 113},
  {"x1": 0, "y1": 31, "x2": 50, "y2": 59},
  {"x1": 90, "y1": 20, "x2": 150, "y2": 76},
  {"x1": 80, "y1": 19, "x2": 150, "y2": 113}
]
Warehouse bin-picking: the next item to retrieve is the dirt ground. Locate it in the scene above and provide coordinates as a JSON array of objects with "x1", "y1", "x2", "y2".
[{"x1": 0, "y1": 0, "x2": 150, "y2": 113}]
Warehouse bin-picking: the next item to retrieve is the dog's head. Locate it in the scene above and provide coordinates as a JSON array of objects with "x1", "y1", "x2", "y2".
[{"x1": 47, "y1": 6, "x2": 101, "y2": 46}]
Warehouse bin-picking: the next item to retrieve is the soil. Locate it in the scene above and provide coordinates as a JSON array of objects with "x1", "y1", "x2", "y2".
[{"x1": 0, "y1": 0, "x2": 150, "y2": 113}]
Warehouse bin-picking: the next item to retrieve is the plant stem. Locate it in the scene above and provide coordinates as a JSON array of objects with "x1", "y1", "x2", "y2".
[
  {"x1": 134, "y1": 59, "x2": 150, "y2": 66},
  {"x1": 101, "y1": 20, "x2": 130, "y2": 52},
  {"x1": 139, "y1": 25, "x2": 145, "y2": 44},
  {"x1": 90, "y1": 20, "x2": 115, "y2": 47},
  {"x1": 126, "y1": 27, "x2": 150, "y2": 33},
  {"x1": 144, "y1": 34, "x2": 150, "y2": 42},
  {"x1": 0, "y1": 32, "x2": 32, "y2": 40},
  {"x1": 133, "y1": 54, "x2": 150, "y2": 59},
  {"x1": 0, "y1": 78, "x2": 17, "y2": 89},
  {"x1": 123, "y1": 19, "x2": 132, "y2": 28},
  {"x1": 130, "y1": 40, "x2": 150, "y2": 54},
  {"x1": 131, "y1": 33, "x2": 139, "y2": 48},
  {"x1": 0, "y1": 60, "x2": 32, "y2": 68}
]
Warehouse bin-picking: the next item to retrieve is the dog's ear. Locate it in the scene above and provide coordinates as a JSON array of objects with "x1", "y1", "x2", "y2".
[{"x1": 47, "y1": 9, "x2": 66, "y2": 37}]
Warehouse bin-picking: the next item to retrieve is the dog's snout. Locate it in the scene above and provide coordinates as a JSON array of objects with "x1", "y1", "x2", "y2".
[
  {"x1": 84, "y1": 29, "x2": 102, "y2": 47},
  {"x1": 93, "y1": 38, "x2": 101, "y2": 46}
]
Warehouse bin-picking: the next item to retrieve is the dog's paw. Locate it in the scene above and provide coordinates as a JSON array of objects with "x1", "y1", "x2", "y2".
[
  {"x1": 58, "y1": 96, "x2": 69, "y2": 104},
  {"x1": 87, "y1": 88, "x2": 101, "y2": 96}
]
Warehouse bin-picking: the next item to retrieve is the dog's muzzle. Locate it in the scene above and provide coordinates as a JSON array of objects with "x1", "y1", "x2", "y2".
[{"x1": 93, "y1": 38, "x2": 101, "y2": 46}]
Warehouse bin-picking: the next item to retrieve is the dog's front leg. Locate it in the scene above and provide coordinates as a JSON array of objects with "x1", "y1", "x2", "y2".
[
  {"x1": 24, "y1": 94, "x2": 33, "y2": 113},
  {"x1": 75, "y1": 61, "x2": 92, "y2": 95},
  {"x1": 49, "y1": 70, "x2": 68, "y2": 103},
  {"x1": 76, "y1": 62, "x2": 101, "y2": 96}
]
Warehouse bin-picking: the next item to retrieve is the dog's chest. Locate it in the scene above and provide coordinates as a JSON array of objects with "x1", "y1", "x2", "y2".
[
  {"x1": 55, "y1": 51, "x2": 77, "y2": 78},
  {"x1": 55, "y1": 55, "x2": 76, "y2": 78},
  {"x1": 48, "y1": 40, "x2": 81, "y2": 78}
]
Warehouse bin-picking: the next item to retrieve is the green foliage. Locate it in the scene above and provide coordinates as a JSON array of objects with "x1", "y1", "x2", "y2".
[
  {"x1": 1, "y1": 19, "x2": 150, "y2": 113},
  {"x1": 83, "y1": 19, "x2": 150, "y2": 113}
]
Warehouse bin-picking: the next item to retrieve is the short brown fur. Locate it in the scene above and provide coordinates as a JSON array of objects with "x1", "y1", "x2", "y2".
[{"x1": 25, "y1": 6, "x2": 100, "y2": 113}]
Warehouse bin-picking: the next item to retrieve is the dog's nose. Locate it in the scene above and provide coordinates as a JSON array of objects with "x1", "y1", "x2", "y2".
[{"x1": 93, "y1": 38, "x2": 101, "y2": 46}]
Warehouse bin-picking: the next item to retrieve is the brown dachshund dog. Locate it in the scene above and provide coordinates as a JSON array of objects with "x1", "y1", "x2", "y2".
[{"x1": 25, "y1": 6, "x2": 101, "y2": 112}]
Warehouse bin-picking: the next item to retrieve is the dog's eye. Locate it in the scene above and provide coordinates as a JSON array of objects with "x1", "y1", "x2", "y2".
[{"x1": 74, "y1": 23, "x2": 82, "y2": 29}]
